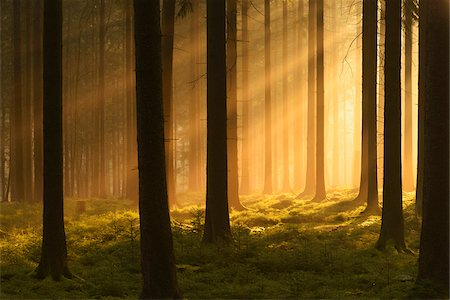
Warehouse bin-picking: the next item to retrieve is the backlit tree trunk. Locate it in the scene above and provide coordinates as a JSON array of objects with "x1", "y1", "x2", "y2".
[{"x1": 263, "y1": 0, "x2": 272, "y2": 194}]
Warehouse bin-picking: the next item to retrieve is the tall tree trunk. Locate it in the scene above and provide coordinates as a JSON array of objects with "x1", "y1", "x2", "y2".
[
  {"x1": 263, "y1": 0, "x2": 272, "y2": 194},
  {"x1": 281, "y1": 0, "x2": 290, "y2": 192},
  {"x1": 403, "y1": 0, "x2": 414, "y2": 192},
  {"x1": 359, "y1": 0, "x2": 380, "y2": 214},
  {"x1": 125, "y1": 0, "x2": 138, "y2": 204},
  {"x1": 188, "y1": 0, "x2": 201, "y2": 192},
  {"x1": 294, "y1": 0, "x2": 305, "y2": 190},
  {"x1": 36, "y1": 0, "x2": 71, "y2": 280},
  {"x1": 417, "y1": 0, "x2": 449, "y2": 292},
  {"x1": 11, "y1": 0, "x2": 24, "y2": 202},
  {"x1": 313, "y1": 0, "x2": 325, "y2": 200},
  {"x1": 240, "y1": 0, "x2": 250, "y2": 194},
  {"x1": 377, "y1": 1, "x2": 385, "y2": 195},
  {"x1": 331, "y1": 0, "x2": 339, "y2": 188},
  {"x1": 297, "y1": 0, "x2": 316, "y2": 198},
  {"x1": 161, "y1": 0, "x2": 177, "y2": 207},
  {"x1": 34, "y1": 0, "x2": 43, "y2": 202},
  {"x1": 203, "y1": 0, "x2": 232, "y2": 243},
  {"x1": 98, "y1": 0, "x2": 106, "y2": 197},
  {"x1": 134, "y1": 0, "x2": 180, "y2": 297},
  {"x1": 375, "y1": 0, "x2": 408, "y2": 252},
  {"x1": 226, "y1": 0, "x2": 244, "y2": 209}
]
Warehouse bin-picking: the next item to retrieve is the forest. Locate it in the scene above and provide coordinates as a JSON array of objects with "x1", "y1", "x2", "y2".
[{"x1": 0, "y1": 0, "x2": 448, "y2": 299}]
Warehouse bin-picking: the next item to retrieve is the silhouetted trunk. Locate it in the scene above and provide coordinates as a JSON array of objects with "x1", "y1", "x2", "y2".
[
  {"x1": 226, "y1": 0, "x2": 244, "y2": 209},
  {"x1": 240, "y1": 0, "x2": 250, "y2": 194},
  {"x1": 313, "y1": 0, "x2": 325, "y2": 200},
  {"x1": 36, "y1": 0, "x2": 70, "y2": 280},
  {"x1": 281, "y1": 0, "x2": 290, "y2": 192},
  {"x1": 403, "y1": 0, "x2": 414, "y2": 192},
  {"x1": 417, "y1": 0, "x2": 449, "y2": 293},
  {"x1": 188, "y1": 0, "x2": 201, "y2": 192},
  {"x1": 34, "y1": 0, "x2": 43, "y2": 203},
  {"x1": 359, "y1": 0, "x2": 379, "y2": 214},
  {"x1": 297, "y1": 0, "x2": 316, "y2": 198},
  {"x1": 294, "y1": 0, "x2": 305, "y2": 190},
  {"x1": 11, "y1": 0, "x2": 24, "y2": 203},
  {"x1": 162, "y1": 0, "x2": 177, "y2": 207},
  {"x1": 203, "y1": 0, "x2": 232, "y2": 243},
  {"x1": 134, "y1": 0, "x2": 181, "y2": 297},
  {"x1": 375, "y1": 0, "x2": 407, "y2": 251},
  {"x1": 125, "y1": 0, "x2": 138, "y2": 204},
  {"x1": 98, "y1": 0, "x2": 106, "y2": 197},
  {"x1": 263, "y1": 0, "x2": 272, "y2": 194}
]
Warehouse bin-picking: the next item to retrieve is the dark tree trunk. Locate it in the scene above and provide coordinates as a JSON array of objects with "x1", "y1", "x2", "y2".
[
  {"x1": 358, "y1": 0, "x2": 379, "y2": 214},
  {"x1": 263, "y1": 0, "x2": 272, "y2": 194},
  {"x1": 134, "y1": 0, "x2": 181, "y2": 297},
  {"x1": 125, "y1": 0, "x2": 138, "y2": 204},
  {"x1": 161, "y1": 0, "x2": 177, "y2": 207},
  {"x1": 297, "y1": 0, "x2": 316, "y2": 198},
  {"x1": 11, "y1": 0, "x2": 24, "y2": 203},
  {"x1": 36, "y1": 0, "x2": 70, "y2": 280},
  {"x1": 203, "y1": 0, "x2": 232, "y2": 243},
  {"x1": 34, "y1": 0, "x2": 44, "y2": 203},
  {"x1": 375, "y1": 0, "x2": 408, "y2": 252},
  {"x1": 188, "y1": 0, "x2": 201, "y2": 192},
  {"x1": 240, "y1": 0, "x2": 250, "y2": 194},
  {"x1": 313, "y1": 0, "x2": 325, "y2": 201},
  {"x1": 98, "y1": 0, "x2": 106, "y2": 197},
  {"x1": 403, "y1": 0, "x2": 414, "y2": 192},
  {"x1": 417, "y1": 0, "x2": 449, "y2": 293},
  {"x1": 227, "y1": 0, "x2": 244, "y2": 210}
]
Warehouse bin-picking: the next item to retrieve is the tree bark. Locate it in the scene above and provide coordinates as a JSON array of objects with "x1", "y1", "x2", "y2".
[
  {"x1": 134, "y1": 0, "x2": 181, "y2": 297},
  {"x1": 203, "y1": 0, "x2": 232, "y2": 243},
  {"x1": 36, "y1": 0, "x2": 71, "y2": 280},
  {"x1": 162, "y1": 0, "x2": 177, "y2": 207},
  {"x1": 417, "y1": 0, "x2": 449, "y2": 293},
  {"x1": 263, "y1": 0, "x2": 272, "y2": 194},
  {"x1": 375, "y1": 0, "x2": 407, "y2": 251}
]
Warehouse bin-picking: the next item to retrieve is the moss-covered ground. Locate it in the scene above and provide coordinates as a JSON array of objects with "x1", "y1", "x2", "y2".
[{"x1": 0, "y1": 190, "x2": 439, "y2": 299}]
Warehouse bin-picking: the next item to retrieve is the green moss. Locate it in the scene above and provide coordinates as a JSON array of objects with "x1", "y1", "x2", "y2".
[{"x1": 0, "y1": 193, "x2": 423, "y2": 299}]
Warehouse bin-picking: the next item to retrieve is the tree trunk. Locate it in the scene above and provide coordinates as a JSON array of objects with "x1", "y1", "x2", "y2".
[
  {"x1": 417, "y1": 0, "x2": 449, "y2": 292},
  {"x1": 403, "y1": 0, "x2": 414, "y2": 192},
  {"x1": 134, "y1": 0, "x2": 181, "y2": 297},
  {"x1": 203, "y1": 0, "x2": 232, "y2": 243},
  {"x1": 125, "y1": 0, "x2": 138, "y2": 204},
  {"x1": 36, "y1": 0, "x2": 71, "y2": 280},
  {"x1": 375, "y1": 0, "x2": 407, "y2": 252},
  {"x1": 11, "y1": 0, "x2": 24, "y2": 203},
  {"x1": 161, "y1": 0, "x2": 177, "y2": 207},
  {"x1": 360, "y1": 0, "x2": 380, "y2": 214},
  {"x1": 226, "y1": 0, "x2": 244, "y2": 210},
  {"x1": 281, "y1": 0, "x2": 290, "y2": 192},
  {"x1": 297, "y1": 0, "x2": 316, "y2": 198},
  {"x1": 34, "y1": 0, "x2": 43, "y2": 203},
  {"x1": 313, "y1": 0, "x2": 325, "y2": 201},
  {"x1": 240, "y1": 0, "x2": 250, "y2": 194},
  {"x1": 263, "y1": 0, "x2": 272, "y2": 194},
  {"x1": 377, "y1": 1, "x2": 385, "y2": 195},
  {"x1": 98, "y1": 0, "x2": 106, "y2": 197}
]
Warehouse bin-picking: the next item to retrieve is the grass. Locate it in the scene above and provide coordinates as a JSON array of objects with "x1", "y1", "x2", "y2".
[{"x1": 0, "y1": 190, "x2": 436, "y2": 299}]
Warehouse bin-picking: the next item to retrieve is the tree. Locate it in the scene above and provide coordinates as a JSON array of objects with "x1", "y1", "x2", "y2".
[
  {"x1": 281, "y1": 0, "x2": 290, "y2": 191},
  {"x1": 162, "y1": 0, "x2": 177, "y2": 207},
  {"x1": 36, "y1": 0, "x2": 71, "y2": 279},
  {"x1": 297, "y1": 0, "x2": 316, "y2": 198},
  {"x1": 263, "y1": 0, "x2": 272, "y2": 194},
  {"x1": 240, "y1": 0, "x2": 250, "y2": 194},
  {"x1": 355, "y1": 0, "x2": 379, "y2": 214},
  {"x1": 375, "y1": 0, "x2": 408, "y2": 252},
  {"x1": 227, "y1": 0, "x2": 244, "y2": 210},
  {"x1": 313, "y1": 0, "x2": 325, "y2": 201},
  {"x1": 417, "y1": 0, "x2": 449, "y2": 293},
  {"x1": 98, "y1": 0, "x2": 106, "y2": 197},
  {"x1": 203, "y1": 0, "x2": 232, "y2": 243},
  {"x1": 403, "y1": 0, "x2": 414, "y2": 192},
  {"x1": 134, "y1": 0, "x2": 181, "y2": 297}
]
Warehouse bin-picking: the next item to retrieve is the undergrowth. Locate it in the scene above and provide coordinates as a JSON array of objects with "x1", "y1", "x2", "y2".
[{"x1": 0, "y1": 191, "x2": 433, "y2": 299}]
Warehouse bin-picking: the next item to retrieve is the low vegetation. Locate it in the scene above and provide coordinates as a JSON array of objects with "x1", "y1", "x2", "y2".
[{"x1": 1, "y1": 191, "x2": 435, "y2": 299}]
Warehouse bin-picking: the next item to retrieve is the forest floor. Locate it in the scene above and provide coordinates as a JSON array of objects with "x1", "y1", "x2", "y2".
[{"x1": 0, "y1": 190, "x2": 440, "y2": 299}]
